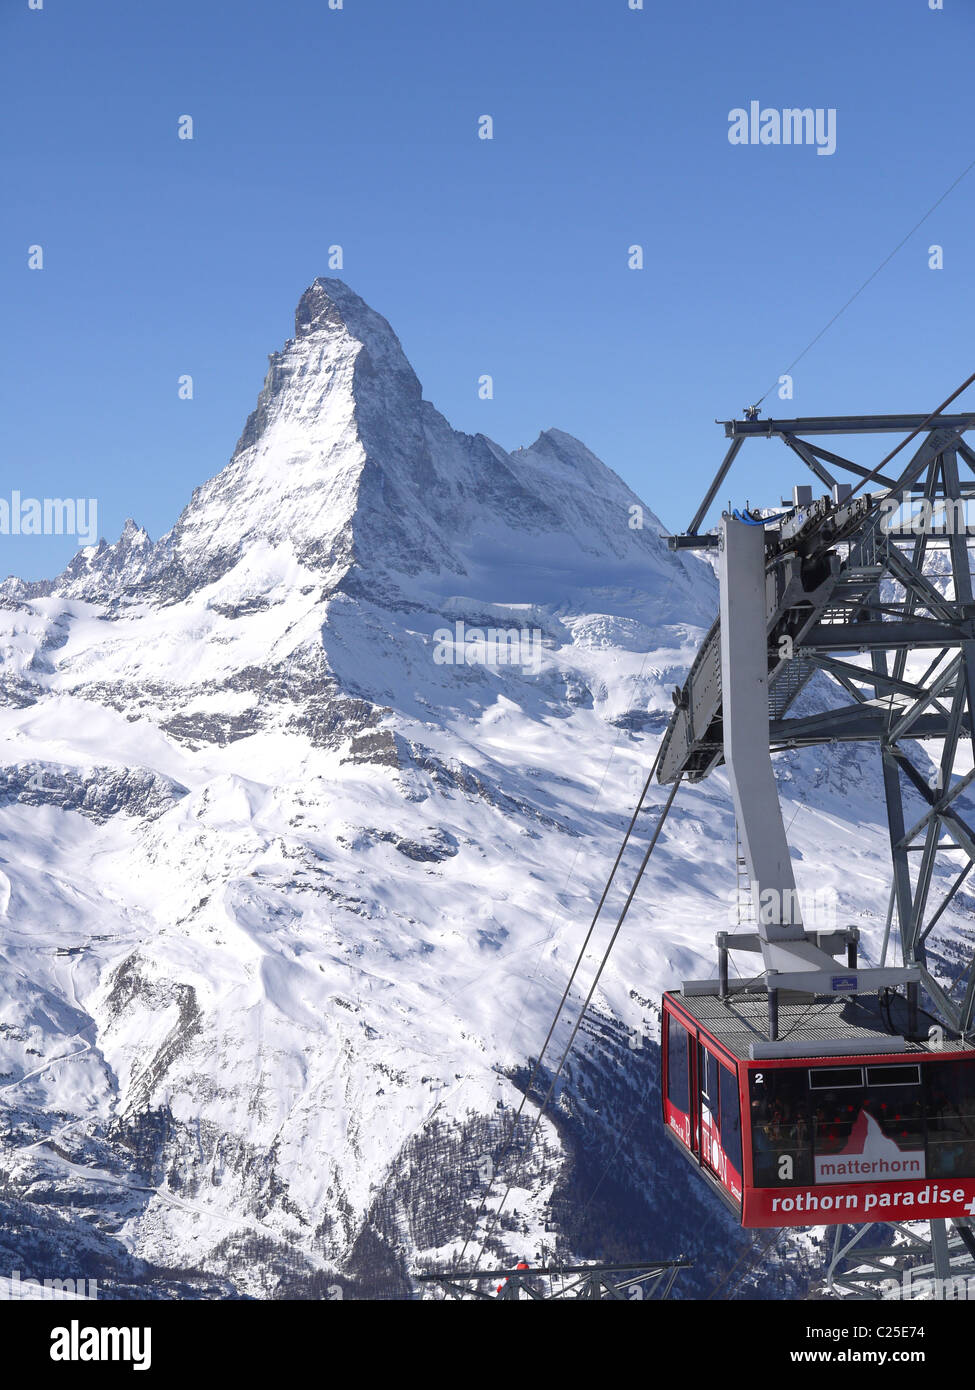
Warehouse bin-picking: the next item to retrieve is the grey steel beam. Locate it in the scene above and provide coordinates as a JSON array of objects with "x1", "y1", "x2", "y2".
[
  {"x1": 780, "y1": 433, "x2": 837, "y2": 489},
  {"x1": 682, "y1": 977, "x2": 766, "y2": 996},
  {"x1": 918, "y1": 859, "x2": 973, "y2": 946},
  {"x1": 686, "y1": 435, "x2": 745, "y2": 535},
  {"x1": 716, "y1": 928, "x2": 854, "y2": 955},
  {"x1": 749, "y1": 1035, "x2": 910, "y2": 1060},
  {"x1": 800, "y1": 618, "x2": 975, "y2": 649},
  {"x1": 885, "y1": 427, "x2": 972, "y2": 501},
  {"x1": 882, "y1": 749, "x2": 916, "y2": 968},
  {"x1": 887, "y1": 655, "x2": 961, "y2": 742},
  {"x1": 719, "y1": 517, "x2": 804, "y2": 940},
  {"x1": 770, "y1": 708, "x2": 968, "y2": 745},
  {"x1": 919, "y1": 964, "x2": 962, "y2": 1032},
  {"x1": 754, "y1": 965, "x2": 920, "y2": 995},
  {"x1": 891, "y1": 749, "x2": 975, "y2": 862},
  {"x1": 959, "y1": 957, "x2": 975, "y2": 1034},
  {"x1": 886, "y1": 743, "x2": 975, "y2": 1023},
  {"x1": 811, "y1": 655, "x2": 932, "y2": 700},
  {"x1": 891, "y1": 458, "x2": 941, "y2": 686},
  {"x1": 669, "y1": 534, "x2": 720, "y2": 550},
  {"x1": 882, "y1": 543, "x2": 963, "y2": 624},
  {"x1": 724, "y1": 414, "x2": 975, "y2": 438},
  {"x1": 957, "y1": 439, "x2": 975, "y2": 474},
  {"x1": 795, "y1": 439, "x2": 898, "y2": 488},
  {"x1": 895, "y1": 765, "x2": 975, "y2": 849},
  {"x1": 931, "y1": 1221, "x2": 952, "y2": 1281},
  {"x1": 943, "y1": 448, "x2": 975, "y2": 765},
  {"x1": 911, "y1": 813, "x2": 942, "y2": 949}
]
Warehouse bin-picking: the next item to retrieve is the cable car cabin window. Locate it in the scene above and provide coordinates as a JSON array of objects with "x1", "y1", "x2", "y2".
[
  {"x1": 809, "y1": 1068, "x2": 864, "y2": 1090},
  {"x1": 719, "y1": 1065, "x2": 742, "y2": 1173},
  {"x1": 866, "y1": 1065, "x2": 922, "y2": 1088},
  {"x1": 700, "y1": 1045, "x2": 719, "y2": 1115},
  {"x1": 813, "y1": 1076, "x2": 925, "y2": 1182},
  {"x1": 666, "y1": 1014, "x2": 690, "y2": 1115},
  {"x1": 926, "y1": 1061, "x2": 975, "y2": 1178},
  {"x1": 749, "y1": 1057, "x2": 975, "y2": 1187},
  {"x1": 749, "y1": 1068, "x2": 813, "y2": 1187}
]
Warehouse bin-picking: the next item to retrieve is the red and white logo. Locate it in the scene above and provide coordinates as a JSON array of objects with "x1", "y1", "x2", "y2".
[{"x1": 814, "y1": 1108, "x2": 925, "y2": 1183}]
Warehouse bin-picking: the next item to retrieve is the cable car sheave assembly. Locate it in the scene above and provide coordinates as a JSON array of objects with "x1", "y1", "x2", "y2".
[{"x1": 658, "y1": 406, "x2": 975, "y2": 1235}]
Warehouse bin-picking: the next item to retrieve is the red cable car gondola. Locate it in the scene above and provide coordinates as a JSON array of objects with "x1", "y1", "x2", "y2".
[
  {"x1": 661, "y1": 988, "x2": 975, "y2": 1228},
  {"x1": 654, "y1": 511, "x2": 975, "y2": 1231}
]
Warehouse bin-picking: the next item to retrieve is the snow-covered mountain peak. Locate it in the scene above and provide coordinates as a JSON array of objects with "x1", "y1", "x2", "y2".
[
  {"x1": 232, "y1": 277, "x2": 423, "y2": 460},
  {"x1": 7, "y1": 280, "x2": 714, "y2": 626},
  {"x1": 293, "y1": 276, "x2": 421, "y2": 387}
]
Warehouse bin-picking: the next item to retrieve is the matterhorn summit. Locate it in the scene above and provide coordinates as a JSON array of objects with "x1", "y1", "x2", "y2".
[{"x1": 10, "y1": 279, "x2": 712, "y2": 618}]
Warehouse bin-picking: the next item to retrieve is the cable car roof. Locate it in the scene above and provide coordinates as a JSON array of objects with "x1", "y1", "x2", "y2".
[{"x1": 668, "y1": 990, "x2": 975, "y2": 1062}]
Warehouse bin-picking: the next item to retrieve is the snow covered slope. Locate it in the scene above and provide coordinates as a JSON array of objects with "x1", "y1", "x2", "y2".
[{"x1": 0, "y1": 281, "x2": 964, "y2": 1299}]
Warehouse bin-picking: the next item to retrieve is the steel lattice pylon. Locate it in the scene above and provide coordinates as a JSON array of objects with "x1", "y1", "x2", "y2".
[
  {"x1": 414, "y1": 1259, "x2": 690, "y2": 1300},
  {"x1": 825, "y1": 1216, "x2": 975, "y2": 1299},
  {"x1": 665, "y1": 410, "x2": 975, "y2": 1298}
]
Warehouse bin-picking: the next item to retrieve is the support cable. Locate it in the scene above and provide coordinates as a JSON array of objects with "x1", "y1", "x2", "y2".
[
  {"x1": 455, "y1": 741, "x2": 672, "y2": 1264},
  {"x1": 754, "y1": 155, "x2": 975, "y2": 410},
  {"x1": 464, "y1": 771, "x2": 684, "y2": 1268},
  {"x1": 848, "y1": 370, "x2": 975, "y2": 500}
]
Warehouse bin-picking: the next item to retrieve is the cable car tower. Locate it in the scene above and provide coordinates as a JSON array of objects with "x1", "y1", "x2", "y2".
[{"x1": 659, "y1": 406, "x2": 975, "y2": 1297}]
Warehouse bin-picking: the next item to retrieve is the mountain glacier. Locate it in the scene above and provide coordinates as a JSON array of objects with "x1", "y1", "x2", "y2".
[{"x1": 0, "y1": 279, "x2": 955, "y2": 1299}]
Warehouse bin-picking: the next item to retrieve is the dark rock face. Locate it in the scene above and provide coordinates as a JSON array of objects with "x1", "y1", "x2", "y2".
[{"x1": 0, "y1": 763, "x2": 187, "y2": 821}]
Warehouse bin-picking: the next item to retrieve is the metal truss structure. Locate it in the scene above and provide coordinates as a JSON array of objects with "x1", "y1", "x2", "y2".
[
  {"x1": 826, "y1": 1216, "x2": 975, "y2": 1300},
  {"x1": 664, "y1": 412, "x2": 975, "y2": 1036},
  {"x1": 414, "y1": 1258, "x2": 690, "y2": 1301},
  {"x1": 662, "y1": 410, "x2": 975, "y2": 1297}
]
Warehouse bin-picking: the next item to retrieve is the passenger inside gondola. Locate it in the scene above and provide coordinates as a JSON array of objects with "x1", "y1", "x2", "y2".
[{"x1": 750, "y1": 1059, "x2": 975, "y2": 1186}]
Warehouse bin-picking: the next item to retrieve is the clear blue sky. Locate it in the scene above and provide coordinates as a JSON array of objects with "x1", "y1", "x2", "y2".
[{"x1": 3, "y1": 0, "x2": 974, "y2": 579}]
